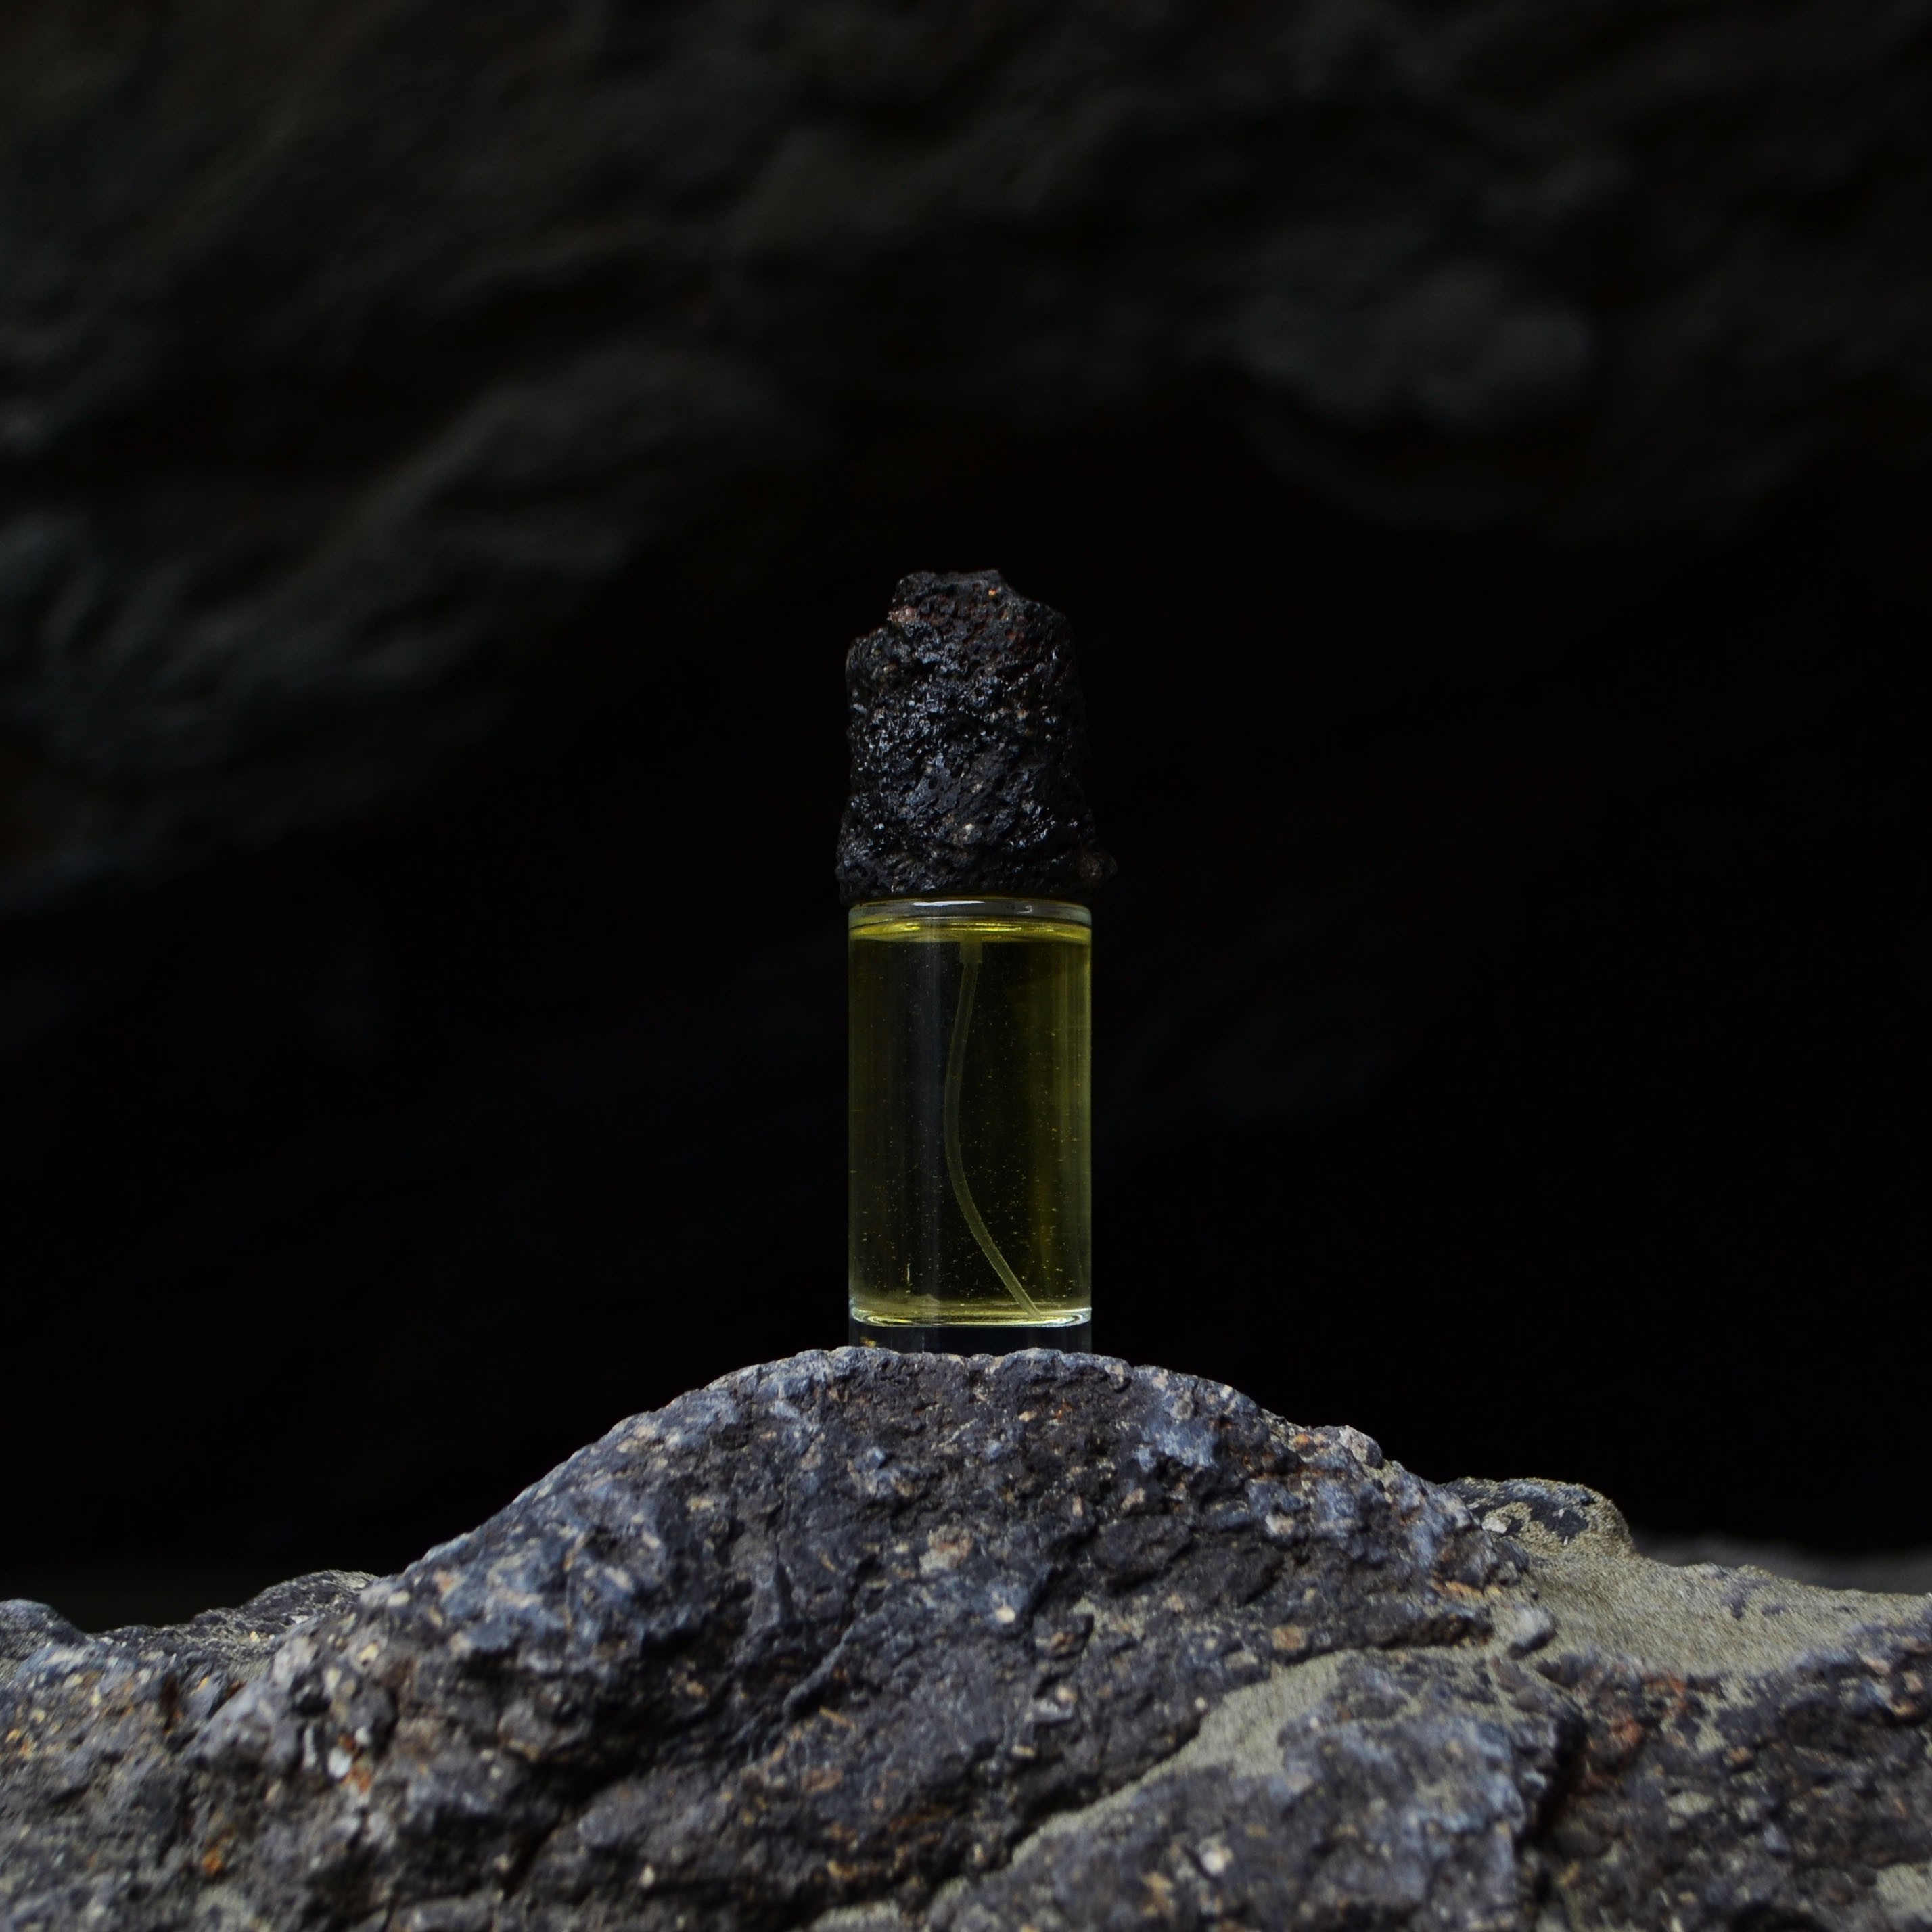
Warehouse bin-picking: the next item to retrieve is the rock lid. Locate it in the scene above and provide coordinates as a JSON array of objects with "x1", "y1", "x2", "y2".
[{"x1": 836, "y1": 570, "x2": 1116, "y2": 906}]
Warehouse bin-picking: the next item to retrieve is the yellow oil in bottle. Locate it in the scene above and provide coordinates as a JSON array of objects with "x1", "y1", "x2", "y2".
[{"x1": 848, "y1": 898, "x2": 1092, "y2": 1348}]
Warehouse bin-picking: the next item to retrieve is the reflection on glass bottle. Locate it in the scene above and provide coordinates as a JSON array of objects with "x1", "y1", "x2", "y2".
[{"x1": 848, "y1": 898, "x2": 1092, "y2": 1350}]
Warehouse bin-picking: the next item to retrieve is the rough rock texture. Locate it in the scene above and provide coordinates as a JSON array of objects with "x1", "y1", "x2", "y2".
[
  {"x1": 837, "y1": 570, "x2": 1112, "y2": 905},
  {"x1": 4, "y1": 0, "x2": 1931, "y2": 903},
  {"x1": 5, "y1": 1352, "x2": 1931, "y2": 1931}
]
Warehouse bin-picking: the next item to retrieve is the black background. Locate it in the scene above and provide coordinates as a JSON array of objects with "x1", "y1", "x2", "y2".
[{"x1": 2, "y1": 413, "x2": 1924, "y2": 1624}]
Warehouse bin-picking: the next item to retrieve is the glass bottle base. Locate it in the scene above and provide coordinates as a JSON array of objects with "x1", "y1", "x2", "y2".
[{"x1": 849, "y1": 1315, "x2": 1092, "y2": 1355}]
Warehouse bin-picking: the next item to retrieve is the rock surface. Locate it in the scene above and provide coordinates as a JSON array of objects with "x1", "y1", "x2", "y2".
[
  {"x1": 836, "y1": 570, "x2": 1112, "y2": 905},
  {"x1": 4, "y1": 0, "x2": 1931, "y2": 902},
  {"x1": 5, "y1": 1351, "x2": 1930, "y2": 1930}
]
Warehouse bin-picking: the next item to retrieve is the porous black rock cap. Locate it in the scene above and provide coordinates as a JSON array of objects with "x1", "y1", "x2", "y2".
[{"x1": 836, "y1": 569, "x2": 1117, "y2": 906}]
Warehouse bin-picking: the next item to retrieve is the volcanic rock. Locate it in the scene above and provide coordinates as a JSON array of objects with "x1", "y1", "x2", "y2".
[
  {"x1": 836, "y1": 570, "x2": 1113, "y2": 906},
  {"x1": 4, "y1": 1350, "x2": 1929, "y2": 1929}
]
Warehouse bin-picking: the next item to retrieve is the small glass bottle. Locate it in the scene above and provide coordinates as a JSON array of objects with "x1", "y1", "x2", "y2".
[{"x1": 848, "y1": 896, "x2": 1092, "y2": 1350}]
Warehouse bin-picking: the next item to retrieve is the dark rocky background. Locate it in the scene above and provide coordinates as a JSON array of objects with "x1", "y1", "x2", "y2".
[{"x1": 1, "y1": 0, "x2": 1927, "y2": 1622}]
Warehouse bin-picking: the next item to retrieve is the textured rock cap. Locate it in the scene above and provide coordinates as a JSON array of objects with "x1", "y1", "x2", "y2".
[{"x1": 836, "y1": 570, "x2": 1116, "y2": 906}]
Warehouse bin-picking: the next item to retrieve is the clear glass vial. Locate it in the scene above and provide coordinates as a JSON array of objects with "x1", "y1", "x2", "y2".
[{"x1": 848, "y1": 897, "x2": 1092, "y2": 1350}]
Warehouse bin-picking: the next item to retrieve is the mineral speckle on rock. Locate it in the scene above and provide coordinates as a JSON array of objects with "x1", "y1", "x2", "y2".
[
  {"x1": 836, "y1": 570, "x2": 1115, "y2": 906},
  {"x1": 3, "y1": 1350, "x2": 1930, "y2": 1931}
]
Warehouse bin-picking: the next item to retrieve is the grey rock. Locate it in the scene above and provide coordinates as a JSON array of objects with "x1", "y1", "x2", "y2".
[
  {"x1": 4, "y1": 0, "x2": 1931, "y2": 905},
  {"x1": 836, "y1": 570, "x2": 1113, "y2": 906},
  {"x1": 4, "y1": 1350, "x2": 1929, "y2": 1930},
  {"x1": 0, "y1": 1601, "x2": 87, "y2": 1680}
]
